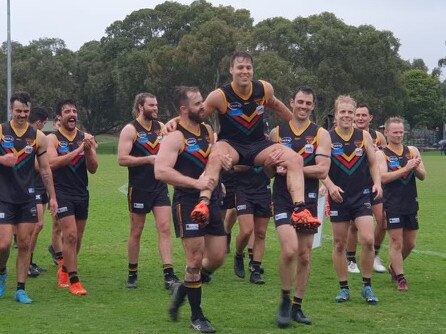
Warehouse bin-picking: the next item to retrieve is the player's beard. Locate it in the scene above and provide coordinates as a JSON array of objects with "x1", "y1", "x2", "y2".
[{"x1": 189, "y1": 110, "x2": 206, "y2": 124}]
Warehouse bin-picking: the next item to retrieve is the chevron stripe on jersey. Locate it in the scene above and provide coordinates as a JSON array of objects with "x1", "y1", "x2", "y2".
[
  {"x1": 330, "y1": 128, "x2": 366, "y2": 176},
  {"x1": 382, "y1": 146, "x2": 415, "y2": 185},
  {"x1": 218, "y1": 80, "x2": 267, "y2": 142},
  {"x1": 132, "y1": 119, "x2": 162, "y2": 156},
  {"x1": 175, "y1": 123, "x2": 211, "y2": 180},
  {"x1": 0, "y1": 123, "x2": 37, "y2": 171},
  {"x1": 278, "y1": 121, "x2": 319, "y2": 165}
]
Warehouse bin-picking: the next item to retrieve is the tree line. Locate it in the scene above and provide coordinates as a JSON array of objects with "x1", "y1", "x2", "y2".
[{"x1": 1, "y1": 0, "x2": 445, "y2": 135}]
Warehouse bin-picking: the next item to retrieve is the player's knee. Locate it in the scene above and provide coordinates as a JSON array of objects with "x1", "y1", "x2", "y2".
[
  {"x1": 298, "y1": 250, "x2": 311, "y2": 267},
  {"x1": 283, "y1": 151, "x2": 303, "y2": 168},
  {"x1": 65, "y1": 232, "x2": 77, "y2": 246},
  {"x1": 0, "y1": 241, "x2": 11, "y2": 253},
  {"x1": 282, "y1": 246, "x2": 298, "y2": 263}
]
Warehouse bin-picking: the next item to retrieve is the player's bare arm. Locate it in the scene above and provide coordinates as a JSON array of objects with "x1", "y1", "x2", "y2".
[
  {"x1": 83, "y1": 132, "x2": 98, "y2": 174},
  {"x1": 303, "y1": 128, "x2": 331, "y2": 180},
  {"x1": 263, "y1": 81, "x2": 292, "y2": 122},
  {"x1": 364, "y1": 130, "x2": 382, "y2": 200},
  {"x1": 36, "y1": 130, "x2": 58, "y2": 215},
  {"x1": 154, "y1": 131, "x2": 214, "y2": 190},
  {"x1": 118, "y1": 124, "x2": 155, "y2": 167}
]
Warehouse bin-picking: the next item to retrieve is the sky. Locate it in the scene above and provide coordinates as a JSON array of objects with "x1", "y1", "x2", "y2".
[{"x1": 1, "y1": 0, "x2": 445, "y2": 71}]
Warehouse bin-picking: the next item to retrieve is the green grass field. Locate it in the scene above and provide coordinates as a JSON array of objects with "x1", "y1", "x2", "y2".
[{"x1": 1, "y1": 152, "x2": 445, "y2": 334}]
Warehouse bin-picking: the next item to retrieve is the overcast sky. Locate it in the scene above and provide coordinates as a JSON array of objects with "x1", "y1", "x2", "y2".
[{"x1": 1, "y1": 0, "x2": 445, "y2": 71}]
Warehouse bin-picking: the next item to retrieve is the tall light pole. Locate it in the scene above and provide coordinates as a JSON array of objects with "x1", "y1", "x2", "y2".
[{"x1": 7, "y1": 0, "x2": 12, "y2": 120}]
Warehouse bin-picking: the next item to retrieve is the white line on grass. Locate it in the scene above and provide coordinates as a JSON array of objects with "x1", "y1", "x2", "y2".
[{"x1": 266, "y1": 224, "x2": 446, "y2": 258}]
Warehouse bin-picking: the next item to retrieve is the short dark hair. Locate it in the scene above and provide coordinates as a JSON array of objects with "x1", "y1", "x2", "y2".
[
  {"x1": 173, "y1": 86, "x2": 200, "y2": 112},
  {"x1": 55, "y1": 99, "x2": 77, "y2": 115},
  {"x1": 292, "y1": 86, "x2": 316, "y2": 104},
  {"x1": 230, "y1": 51, "x2": 253, "y2": 67},
  {"x1": 10, "y1": 91, "x2": 31, "y2": 106},
  {"x1": 357, "y1": 103, "x2": 371, "y2": 114},
  {"x1": 29, "y1": 107, "x2": 49, "y2": 123}
]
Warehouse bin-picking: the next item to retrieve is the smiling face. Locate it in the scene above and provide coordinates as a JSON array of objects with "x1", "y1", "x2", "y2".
[
  {"x1": 185, "y1": 91, "x2": 206, "y2": 124},
  {"x1": 60, "y1": 104, "x2": 78, "y2": 131},
  {"x1": 290, "y1": 91, "x2": 315, "y2": 122},
  {"x1": 139, "y1": 97, "x2": 158, "y2": 121},
  {"x1": 10, "y1": 100, "x2": 31, "y2": 127},
  {"x1": 335, "y1": 102, "x2": 355, "y2": 130},
  {"x1": 230, "y1": 56, "x2": 254, "y2": 89}
]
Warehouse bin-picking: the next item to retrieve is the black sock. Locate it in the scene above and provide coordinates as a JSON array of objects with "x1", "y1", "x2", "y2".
[
  {"x1": 292, "y1": 297, "x2": 302, "y2": 310},
  {"x1": 339, "y1": 280, "x2": 349, "y2": 290},
  {"x1": 374, "y1": 245, "x2": 380, "y2": 256},
  {"x1": 293, "y1": 202, "x2": 306, "y2": 213},
  {"x1": 129, "y1": 263, "x2": 138, "y2": 277},
  {"x1": 185, "y1": 280, "x2": 203, "y2": 320},
  {"x1": 396, "y1": 274, "x2": 405, "y2": 283},
  {"x1": 69, "y1": 272, "x2": 79, "y2": 284},
  {"x1": 55, "y1": 252, "x2": 63, "y2": 260},
  {"x1": 163, "y1": 264, "x2": 174, "y2": 277},
  {"x1": 30, "y1": 253, "x2": 34, "y2": 265},
  {"x1": 346, "y1": 251, "x2": 356, "y2": 263},
  {"x1": 17, "y1": 282, "x2": 25, "y2": 291},
  {"x1": 0, "y1": 267, "x2": 6, "y2": 275},
  {"x1": 281, "y1": 289, "x2": 291, "y2": 299},
  {"x1": 251, "y1": 261, "x2": 261, "y2": 272},
  {"x1": 362, "y1": 277, "x2": 371, "y2": 287}
]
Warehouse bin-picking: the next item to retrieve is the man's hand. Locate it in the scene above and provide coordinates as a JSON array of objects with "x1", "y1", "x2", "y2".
[
  {"x1": 48, "y1": 198, "x2": 58, "y2": 217},
  {"x1": 196, "y1": 172, "x2": 215, "y2": 191},
  {"x1": 265, "y1": 148, "x2": 285, "y2": 168},
  {"x1": 372, "y1": 184, "x2": 383, "y2": 201},
  {"x1": 0, "y1": 153, "x2": 17, "y2": 167},
  {"x1": 328, "y1": 185, "x2": 344, "y2": 203},
  {"x1": 219, "y1": 153, "x2": 233, "y2": 171},
  {"x1": 164, "y1": 117, "x2": 180, "y2": 133}
]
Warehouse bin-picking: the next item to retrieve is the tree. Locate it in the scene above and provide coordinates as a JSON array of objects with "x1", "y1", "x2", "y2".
[{"x1": 401, "y1": 69, "x2": 442, "y2": 128}]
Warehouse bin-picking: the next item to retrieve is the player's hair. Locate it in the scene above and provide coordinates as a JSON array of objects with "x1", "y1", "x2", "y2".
[
  {"x1": 292, "y1": 86, "x2": 316, "y2": 104},
  {"x1": 384, "y1": 116, "x2": 404, "y2": 130},
  {"x1": 29, "y1": 107, "x2": 49, "y2": 124},
  {"x1": 55, "y1": 99, "x2": 77, "y2": 116},
  {"x1": 10, "y1": 91, "x2": 31, "y2": 106},
  {"x1": 334, "y1": 95, "x2": 356, "y2": 113},
  {"x1": 173, "y1": 86, "x2": 200, "y2": 112},
  {"x1": 132, "y1": 93, "x2": 156, "y2": 117},
  {"x1": 230, "y1": 51, "x2": 253, "y2": 67},
  {"x1": 357, "y1": 103, "x2": 371, "y2": 114}
]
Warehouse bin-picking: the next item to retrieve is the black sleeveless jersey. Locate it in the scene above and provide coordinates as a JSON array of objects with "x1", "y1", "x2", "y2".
[
  {"x1": 174, "y1": 123, "x2": 211, "y2": 195},
  {"x1": 53, "y1": 128, "x2": 88, "y2": 198},
  {"x1": 329, "y1": 128, "x2": 371, "y2": 197},
  {"x1": 369, "y1": 128, "x2": 384, "y2": 149},
  {"x1": 236, "y1": 166, "x2": 270, "y2": 196},
  {"x1": 128, "y1": 120, "x2": 163, "y2": 192},
  {"x1": 273, "y1": 121, "x2": 321, "y2": 204},
  {"x1": 0, "y1": 122, "x2": 37, "y2": 203},
  {"x1": 218, "y1": 80, "x2": 267, "y2": 143},
  {"x1": 382, "y1": 146, "x2": 418, "y2": 214}
]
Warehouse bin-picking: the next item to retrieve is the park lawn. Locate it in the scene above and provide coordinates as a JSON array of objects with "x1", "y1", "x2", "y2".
[{"x1": 1, "y1": 153, "x2": 445, "y2": 334}]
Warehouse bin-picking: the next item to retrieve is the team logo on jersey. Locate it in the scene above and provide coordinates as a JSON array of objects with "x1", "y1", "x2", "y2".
[
  {"x1": 58, "y1": 141, "x2": 69, "y2": 153},
  {"x1": 279, "y1": 137, "x2": 292, "y2": 148},
  {"x1": 256, "y1": 105, "x2": 265, "y2": 115},
  {"x1": 229, "y1": 102, "x2": 243, "y2": 110},
  {"x1": 24, "y1": 145, "x2": 33, "y2": 154},
  {"x1": 25, "y1": 138, "x2": 34, "y2": 145},
  {"x1": 354, "y1": 140, "x2": 363, "y2": 156},
  {"x1": 137, "y1": 132, "x2": 148, "y2": 144},
  {"x1": 389, "y1": 156, "x2": 400, "y2": 168},
  {"x1": 1, "y1": 135, "x2": 14, "y2": 149},
  {"x1": 185, "y1": 138, "x2": 200, "y2": 152},
  {"x1": 332, "y1": 143, "x2": 343, "y2": 155}
]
